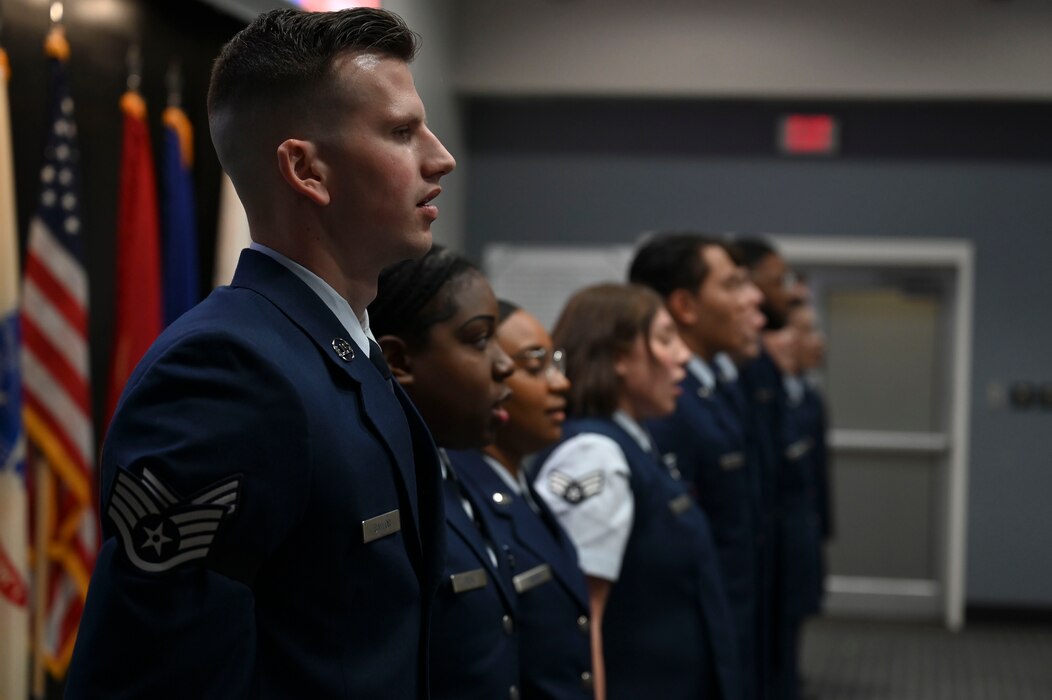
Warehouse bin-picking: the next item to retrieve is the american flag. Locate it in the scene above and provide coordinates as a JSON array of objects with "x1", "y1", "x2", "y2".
[{"x1": 20, "y1": 33, "x2": 97, "y2": 678}]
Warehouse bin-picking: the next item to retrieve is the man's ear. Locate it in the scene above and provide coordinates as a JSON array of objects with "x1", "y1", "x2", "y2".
[
  {"x1": 378, "y1": 335, "x2": 413, "y2": 385},
  {"x1": 666, "y1": 288, "x2": 698, "y2": 326},
  {"x1": 276, "y1": 139, "x2": 330, "y2": 206}
]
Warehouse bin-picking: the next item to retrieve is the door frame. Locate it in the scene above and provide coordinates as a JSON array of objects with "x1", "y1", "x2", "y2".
[{"x1": 776, "y1": 235, "x2": 974, "y2": 631}]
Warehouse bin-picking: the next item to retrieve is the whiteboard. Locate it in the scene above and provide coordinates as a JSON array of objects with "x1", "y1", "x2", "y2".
[{"x1": 483, "y1": 243, "x2": 635, "y2": 331}]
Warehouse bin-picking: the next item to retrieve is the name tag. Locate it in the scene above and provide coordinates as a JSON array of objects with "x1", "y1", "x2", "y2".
[
  {"x1": 361, "y1": 509, "x2": 401, "y2": 544},
  {"x1": 719, "y1": 451, "x2": 745, "y2": 471},
  {"x1": 785, "y1": 438, "x2": 814, "y2": 461},
  {"x1": 668, "y1": 493, "x2": 693, "y2": 516},
  {"x1": 513, "y1": 564, "x2": 552, "y2": 594},
  {"x1": 450, "y1": 568, "x2": 488, "y2": 594}
]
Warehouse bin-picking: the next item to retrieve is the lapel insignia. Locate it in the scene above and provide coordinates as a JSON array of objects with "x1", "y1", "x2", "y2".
[
  {"x1": 331, "y1": 337, "x2": 355, "y2": 361},
  {"x1": 548, "y1": 469, "x2": 604, "y2": 505},
  {"x1": 491, "y1": 491, "x2": 513, "y2": 507},
  {"x1": 106, "y1": 467, "x2": 241, "y2": 574}
]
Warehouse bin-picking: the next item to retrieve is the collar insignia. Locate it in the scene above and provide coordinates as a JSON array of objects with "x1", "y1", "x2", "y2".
[
  {"x1": 107, "y1": 467, "x2": 241, "y2": 574},
  {"x1": 332, "y1": 337, "x2": 355, "y2": 361}
]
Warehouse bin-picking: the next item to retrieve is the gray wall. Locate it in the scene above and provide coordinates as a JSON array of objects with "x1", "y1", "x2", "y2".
[
  {"x1": 463, "y1": 103, "x2": 1052, "y2": 608},
  {"x1": 455, "y1": 0, "x2": 1052, "y2": 98}
]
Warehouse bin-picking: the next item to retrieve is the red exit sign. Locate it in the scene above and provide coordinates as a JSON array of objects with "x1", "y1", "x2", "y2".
[{"x1": 779, "y1": 114, "x2": 839, "y2": 155}]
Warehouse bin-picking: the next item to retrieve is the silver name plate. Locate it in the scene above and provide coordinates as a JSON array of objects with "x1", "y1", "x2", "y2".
[
  {"x1": 668, "y1": 493, "x2": 693, "y2": 516},
  {"x1": 513, "y1": 564, "x2": 552, "y2": 594},
  {"x1": 450, "y1": 568, "x2": 488, "y2": 594},
  {"x1": 719, "y1": 451, "x2": 745, "y2": 471},
  {"x1": 361, "y1": 509, "x2": 401, "y2": 544},
  {"x1": 785, "y1": 437, "x2": 814, "y2": 461}
]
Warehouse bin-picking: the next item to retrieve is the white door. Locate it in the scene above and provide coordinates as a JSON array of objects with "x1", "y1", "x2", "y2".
[{"x1": 779, "y1": 237, "x2": 973, "y2": 630}]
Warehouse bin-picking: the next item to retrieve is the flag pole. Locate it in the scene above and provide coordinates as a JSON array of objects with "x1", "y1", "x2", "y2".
[
  {"x1": 31, "y1": 457, "x2": 50, "y2": 700},
  {"x1": 31, "y1": 8, "x2": 67, "y2": 697}
]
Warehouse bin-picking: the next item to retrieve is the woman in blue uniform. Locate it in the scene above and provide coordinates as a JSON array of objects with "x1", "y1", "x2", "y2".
[
  {"x1": 370, "y1": 245, "x2": 520, "y2": 700},
  {"x1": 534, "y1": 283, "x2": 742, "y2": 700},
  {"x1": 448, "y1": 300, "x2": 595, "y2": 699}
]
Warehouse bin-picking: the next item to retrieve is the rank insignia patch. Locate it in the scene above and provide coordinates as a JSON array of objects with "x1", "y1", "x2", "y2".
[
  {"x1": 548, "y1": 469, "x2": 604, "y2": 505},
  {"x1": 106, "y1": 468, "x2": 241, "y2": 574}
]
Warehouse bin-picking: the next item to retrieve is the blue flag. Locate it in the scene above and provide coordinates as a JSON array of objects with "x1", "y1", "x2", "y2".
[{"x1": 161, "y1": 106, "x2": 198, "y2": 325}]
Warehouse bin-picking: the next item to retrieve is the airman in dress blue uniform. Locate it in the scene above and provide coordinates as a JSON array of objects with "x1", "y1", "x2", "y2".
[
  {"x1": 734, "y1": 237, "x2": 810, "y2": 700},
  {"x1": 534, "y1": 284, "x2": 742, "y2": 700},
  {"x1": 67, "y1": 9, "x2": 455, "y2": 697},
  {"x1": 630, "y1": 233, "x2": 769, "y2": 700},
  {"x1": 371, "y1": 246, "x2": 521, "y2": 700},
  {"x1": 446, "y1": 299, "x2": 593, "y2": 700},
  {"x1": 433, "y1": 450, "x2": 521, "y2": 700},
  {"x1": 452, "y1": 450, "x2": 594, "y2": 699}
]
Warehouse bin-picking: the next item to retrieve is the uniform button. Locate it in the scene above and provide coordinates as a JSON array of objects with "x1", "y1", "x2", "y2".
[
  {"x1": 576, "y1": 615, "x2": 590, "y2": 633},
  {"x1": 509, "y1": 685, "x2": 519, "y2": 700},
  {"x1": 502, "y1": 614, "x2": 514, "y2": 635},
  {"x1": 580, "y1": 671, "x2": 593, "y2": 690}
]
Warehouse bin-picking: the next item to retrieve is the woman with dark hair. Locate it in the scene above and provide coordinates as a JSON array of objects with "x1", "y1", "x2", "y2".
[
  {"x1": 370, "y1": 245, "x2": 519, "y2": 700},
  {"x1": 448, "y1": 300, "x2": 595, "y2": 699},
  {"x1": 534, "y1": 283, "x2": 742, "y2": 700}
]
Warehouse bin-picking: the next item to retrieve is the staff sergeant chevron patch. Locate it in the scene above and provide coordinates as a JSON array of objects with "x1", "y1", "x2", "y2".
[
  {"x1": 548, "y1": 469, "x2": 604, "y2": 505},
  {"x1": 106, "y1": 467, "x2": 241, "y2": 574}
]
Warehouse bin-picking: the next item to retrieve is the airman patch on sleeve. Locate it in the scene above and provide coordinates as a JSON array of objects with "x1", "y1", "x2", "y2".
[
  {"x1": 106, "y1": 467, "x2": 241, "y2": 574},
  {"x1": 548, "y1": 469, "x2": 604, "y2": 505}
]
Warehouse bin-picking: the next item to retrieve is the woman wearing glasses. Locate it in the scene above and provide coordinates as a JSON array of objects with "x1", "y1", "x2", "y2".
[{"x1": 448, "y1": 300, "x2": 595, "y2": 699}]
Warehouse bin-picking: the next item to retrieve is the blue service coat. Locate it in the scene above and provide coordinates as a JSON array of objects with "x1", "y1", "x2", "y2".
[
  {"x1": 449, "y1": 450, "x2": 594, "y2": 700},
  {"x1": 647, "y1": 370, "x2": 764, "y2": 700},
  {"x1": 66, "y1": 249, "x2": 445, "y2": 699},
  {"x1": 800, "y1": 382, "x2": 832, "y2": 614},
  {"x1": 542, "y1": 418, "x2": 742, "y2": 700},
  {"x1": 778, "y1": 385, "x2": 824, "y2": 621},
  {"x1": 431, "y1": 459, "x2": 521, "y2": 700},
  {"x1": 739, "y1": 350, "x2": 785, "y2": 698}
]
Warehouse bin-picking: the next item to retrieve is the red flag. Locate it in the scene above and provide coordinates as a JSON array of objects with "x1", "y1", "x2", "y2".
[
  {"x1": 21, "y1": 26, "x2": 97, "y2": 680},
  {"x1": 105, "y1": 91, "x2": 162, "y2": 429}
]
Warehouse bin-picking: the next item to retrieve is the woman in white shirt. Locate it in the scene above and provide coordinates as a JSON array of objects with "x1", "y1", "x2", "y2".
[{"x1": 534, "y1": 283, "x2": 743, "y2": 700}]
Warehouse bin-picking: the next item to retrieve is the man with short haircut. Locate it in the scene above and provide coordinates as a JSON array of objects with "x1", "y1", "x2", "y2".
[
  {"x1": 67, "y1": 8, "x2": 455, "y2": 697},
  {"x1": 629, "y1": 231, "x2": 767, "y2": 700}
]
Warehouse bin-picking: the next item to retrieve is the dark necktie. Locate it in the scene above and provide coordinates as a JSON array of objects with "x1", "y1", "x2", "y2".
[{"x1": 368, "y1": 339, "x2": 395, "y2": 392}]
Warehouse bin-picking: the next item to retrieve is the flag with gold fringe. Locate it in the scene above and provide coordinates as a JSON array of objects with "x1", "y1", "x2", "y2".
[{"x1": 20, "y1": 26, "x2": 97, "y2": 681}]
